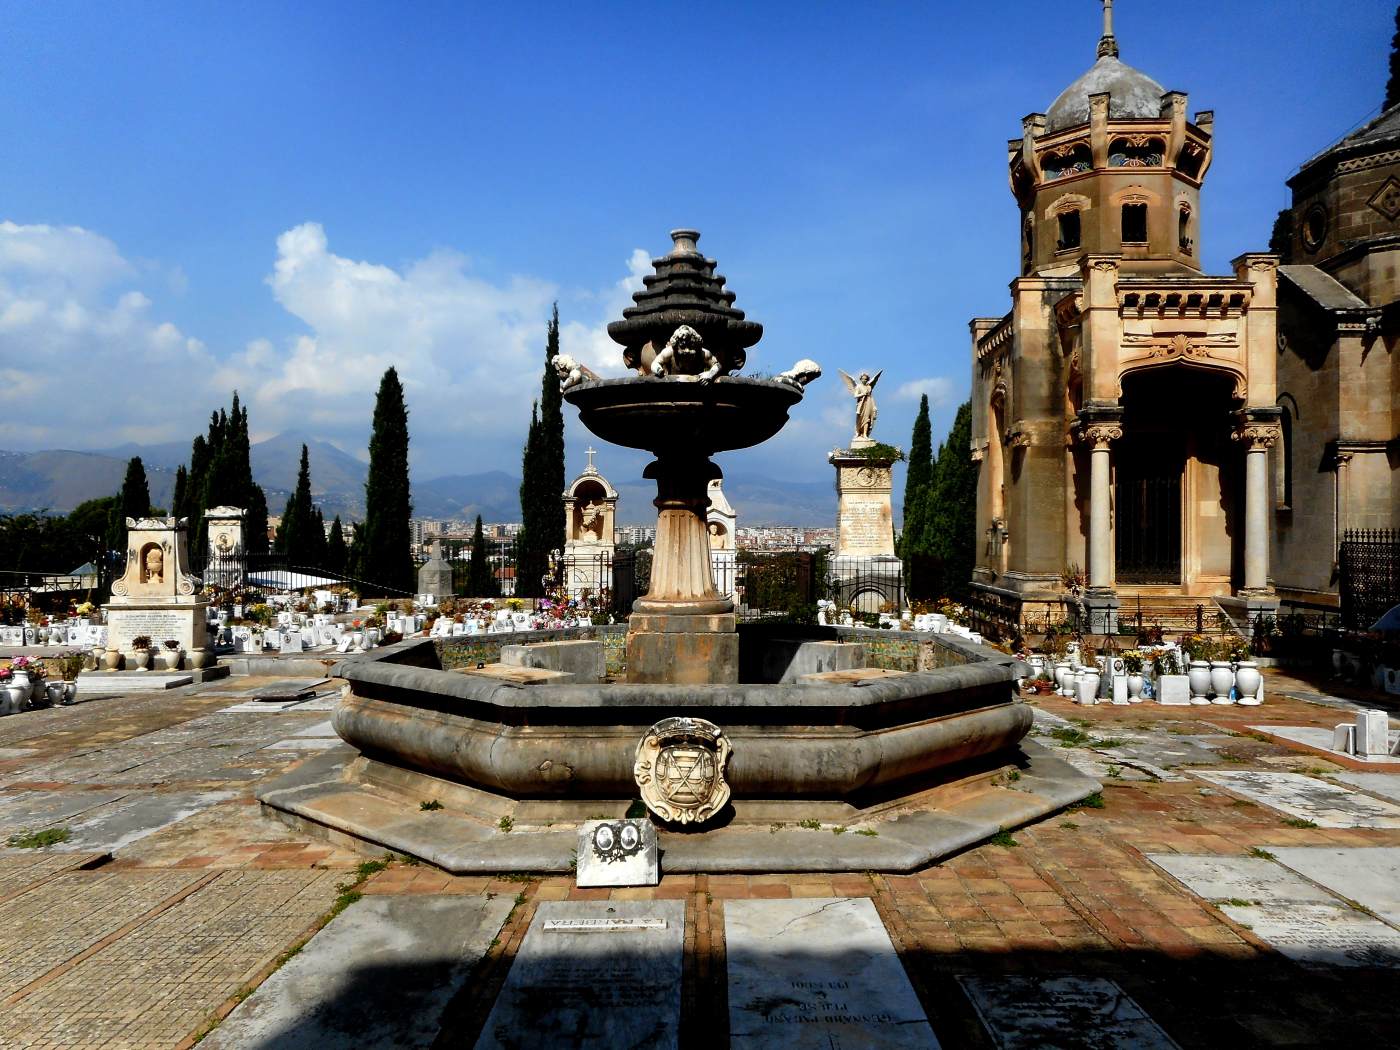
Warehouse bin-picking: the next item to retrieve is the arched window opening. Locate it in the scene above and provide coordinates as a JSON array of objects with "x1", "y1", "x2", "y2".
[
  {"x1": 1057, "y1": 210, "x2": 1081, "y2": 251},
  {"x1": 1122, "y1": 203, "x2": 1148, "y2": 244},
  {"x1": 1274, "y1": 404, "x2": 1293, "y2": 510},
  {"x1": 1178, "y1": 206, "x2": 1193, "y2": 254}
]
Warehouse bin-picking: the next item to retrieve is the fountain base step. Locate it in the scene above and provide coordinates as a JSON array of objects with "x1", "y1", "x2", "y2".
[
  {"x1": 626, "y1": 612, "x2": 739, "y2": 684},
  {"x1": 257, "y1": 740, "x2": 1099, "y2": 874}
]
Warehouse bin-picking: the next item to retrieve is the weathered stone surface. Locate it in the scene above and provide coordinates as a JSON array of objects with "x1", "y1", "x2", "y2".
[
  {"x1": 575, "y1": 819, "x2": 659, "y2": 888},
  {"x1": 1156, "y1": 674, "x2": 1191, "y2": 705},
  {"x1": 959, "y1": 975, "x2": 1179, "y2": 1049},
  {"x1": 1151, "y1": 851, "x2": 1400, "y2": 968},
  {"x1": 204, "y1": 896, "x2": 511, "y2": 1049},
  {"x1": 726, "y1": 897, "x2": 937, "y2": 1048},
  {"x1": 1250, "y1": 725, "x2": 1400, "y2": 764},
  {"x1": 1272, "y1": 847, "x2": 1400, "y2": 928},
  {"x1": 1194, "y1": 770, "x2": 1400, "y2": 828},
  {"x1": 626, "y1": 626, "x2": 738, "y2": 685},
  {"x1": 797, "y1": 667, "x2": 910, "y2": 685},
  {"x1": 502, "y1": 640, "x2": 605, "y2": 683},
  {"x1": 454, "y1": 664, "x2": 576, "y2": 685},
  {"x1": 752, "y1": 639, "x2": 865, "y2": 684},
  {"x1": 475, "y1": 900, "x2": 684, "y2": 1049}
]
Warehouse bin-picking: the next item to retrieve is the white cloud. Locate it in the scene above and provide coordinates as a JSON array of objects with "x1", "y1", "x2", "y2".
[
  {"x1": 0, "y1": 221, "x2": 214, "y2": 447},
  {"x1": 894, "y1": 375, "x2": 954, "y2": 406}
]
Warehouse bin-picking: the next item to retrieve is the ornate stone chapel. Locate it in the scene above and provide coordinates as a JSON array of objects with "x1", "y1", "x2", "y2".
[{"x1": 969, "y1": 3, "x2": 1284, "y2": 631}]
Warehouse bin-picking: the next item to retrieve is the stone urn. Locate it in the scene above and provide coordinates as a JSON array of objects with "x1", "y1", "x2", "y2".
[
  {"x1": 102, "y1": 648, "x2": 123, "y2": 671},
  {"x1": 156, "y1": 648, "x2": 183, "y2": 671},
  {"x1": 1235, "y1": 661, "x2": 1263, "y2": 706},
  {"x1": 1077, "y1": 667, "x2": 1101, "y2": 704},
  {"x1": 1052, "y1": 661, "x2": 1070, "y2": 693},
  {"x1": 1187, "y1": 660, "x2": 1212, "y2": 705},
  {"x1": 60, "y1": 680, "x2": 77, "y2": 705},
  {"x1": 45, "y1": 680, "x2": 65, "y2": 707},
  {"x1": 1127, "y1": 673, "x2": 1145, "y2": 701},
  {"x1": 128, "y1": 649, "x2": 151, "y2": 671},
  {"x1": 1027, "y1": 654, "x2": 1046, "y2": 677},
  {"x1": 2, "y1": 680, "x2": 24, "y2": 715},
  {"x1": 187, "y1": 649, "x2": 211, "y2": 671},
  {"x1": 1209, "y1": 660, "x2": 1236, "y2": 704}
]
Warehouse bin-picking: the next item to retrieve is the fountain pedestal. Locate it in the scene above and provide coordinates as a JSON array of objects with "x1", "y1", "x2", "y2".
[{"x1": 627, "y1": 453, "x2": 738, "y2": 684}]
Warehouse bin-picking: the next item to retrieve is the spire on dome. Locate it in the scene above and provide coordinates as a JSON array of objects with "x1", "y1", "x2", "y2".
[{"x1": 1097, "y1": 0, "x2": 1119, "y2": 60}]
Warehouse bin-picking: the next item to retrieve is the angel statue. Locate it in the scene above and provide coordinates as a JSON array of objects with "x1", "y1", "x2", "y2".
[{"x1": 838, "y1": 369, "x2": 883, "y2": 441}]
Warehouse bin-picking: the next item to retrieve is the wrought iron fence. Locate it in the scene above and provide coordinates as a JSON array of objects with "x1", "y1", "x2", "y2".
[{"x1": 1340, "y1": 528, "x2": 1400, "y2": 631}]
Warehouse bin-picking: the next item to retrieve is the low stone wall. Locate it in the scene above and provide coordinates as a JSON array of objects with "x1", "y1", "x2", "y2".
[
  {"x1": 433, "y1": 625, "x2": 627, "y2": 678},
  {"x1": 388, "y1": 622, "x2": 1011, "y2": 684}
]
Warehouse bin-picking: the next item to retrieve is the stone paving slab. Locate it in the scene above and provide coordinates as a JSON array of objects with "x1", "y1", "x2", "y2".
[
  {"x1": 56, "y1": 788, "x2": 238, "y2": 852},
  {"x1": 1149, "y1": 853, "x2": 1400, "y2": 969},
  {"x1": 1271, "y1": 847, "x2": 1400, "y2": 929},
  {"x1": 1249, "y1": 725, "x2": 1400, "y2": 764},
  {"x1": 0, "y1": 867, "x2": 342, "y2": 1050},
  {"x1": 726, "y1": 896, "x2": 938, "y2": 1048},
  {"x1": 203, "y1": 895, "x2": 514, "y2": 1049},
  {"x1": 1335, "y1": 771, "x2": 1400, "y2": 803},
  {"x1": 0, "y1": 851, "x2": 107, "y2": 902},
  {"x1": 0, "y1": 788, "x2": 131, "y2": 833},
  {"x1": 0, "y1": 868, "x2": 207, "y2": 990},
  {"x1": 959, "y1": 974, "x2": 1180, "y2": 1049},
  {"x1": 1192, "y1": 769, "x2": 1400, "y2": 828}
]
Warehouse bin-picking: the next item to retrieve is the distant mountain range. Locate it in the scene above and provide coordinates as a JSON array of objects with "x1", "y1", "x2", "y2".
[{"x1": 0, "y1": 434, "x2": 843, "y2": 526}]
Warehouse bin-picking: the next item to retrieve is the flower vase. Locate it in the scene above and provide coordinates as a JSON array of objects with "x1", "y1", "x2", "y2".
[
  {"x1": 45, "y1": 681, "x2": 64, "y2": 707},
  {"x1": 61, "y1": 680, "x2": 77, "y2": 706},
  {"x1": 1187, "y1": 660, "x2": 1212, "y2": 705},
  {"x1": 1078, "y1": 668, "x2": 1101, "y2": 705},
  {"x1": 1052, "y1": 661, "x2": 1070, "y2": 694},
  {"x1": 1235, "y1": 661, "x2": 1263, "y2": 706},
  {"x1": 1209, "y1": 661, "x2": 1236, "y2": 704},
  {"x1": 187, "y1": 649, "x2": 210, "y2": 671},
  {"x1": 3, "y1": 683, "x2": 26, "y2": 715},
  {"x1": 102, "y1": 649, "x2": 123, "y2": 671},
  {"x1": 129, "y1": 650, "x2": 150, "y2": 671},
  {"x1": 1127, "y1": 674, "x2": 1144, "y2": 701}
]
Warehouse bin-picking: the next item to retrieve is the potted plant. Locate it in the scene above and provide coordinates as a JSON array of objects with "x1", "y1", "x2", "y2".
[
  {"x1": 1123, "y1": 649, "x2": 1145, "y2": 700},
  {"x1": 1077, "y1": 643, "x2": 1100, "y2": 704},
  {"x1": 128, "y1": 636, "x2": 152, "y2": 671},
  {"x1": 1209, "y1": 638, "x2": 1236, "y2": 705},
  {"x1": 58, "y1": 650, "x2": 84, "y2": 705},
  {"x1": 159, "y1": 639, "x2": 183, "y2": 671}
]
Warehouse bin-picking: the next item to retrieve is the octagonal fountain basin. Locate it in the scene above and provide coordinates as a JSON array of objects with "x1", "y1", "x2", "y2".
[{"x1": 258, "y1": 631, "x2": 1099, "y2": 874}]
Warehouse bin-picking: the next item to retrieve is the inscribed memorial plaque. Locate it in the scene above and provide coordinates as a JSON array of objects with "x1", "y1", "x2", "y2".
[
  {"x1": 726, "y1": 897, "x2": 937, "y2": 1048},
  {"x1": 474, "y1": 899, "x2": 684, "y2": 1050}
]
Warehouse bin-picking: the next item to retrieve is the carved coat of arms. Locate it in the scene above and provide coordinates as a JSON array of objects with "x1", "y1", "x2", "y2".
[{"x1": 633, "y1": 716, "x2": 732, "y2": 825}]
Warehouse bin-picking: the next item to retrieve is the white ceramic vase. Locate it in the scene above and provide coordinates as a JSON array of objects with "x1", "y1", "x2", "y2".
[
  {"x1": 129, "y1": 650, "x2": 150, "y2": 671},
  {"x1": 1127, "y1": 674, "x2": 1144, "y2": 700},
  {"x1": 1187, "y1": 660, "x2": 1212, "y2": 705},
  {"x1": 1235, "y1": 661, "x2": 1262, "y2": 706},
  {"x1": 1078, "y1": 669, "x2": 1101, "y2": 704},
  {"x1": 1209, "y1": 661, "x2": 1236, "y2": 704}
]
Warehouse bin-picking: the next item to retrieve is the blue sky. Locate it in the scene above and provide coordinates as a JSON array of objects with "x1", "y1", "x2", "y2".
[{"x1": 0, "y1": 0, "x2": 1393, "y2": 500}]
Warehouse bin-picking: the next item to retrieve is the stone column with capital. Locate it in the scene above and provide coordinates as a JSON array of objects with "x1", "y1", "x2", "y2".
[
  {"x1": 1234, "y1": 417, "x2": 1281, "y2": 597},
  {"x1": 1078, "y1": 407, "x2": 1122, "y2": 633}
]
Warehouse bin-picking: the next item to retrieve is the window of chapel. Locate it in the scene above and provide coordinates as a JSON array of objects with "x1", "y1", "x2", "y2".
[
  {"x1": 1057, "y1": 210, "x2": 1081, "y2": 251},
  {"x1": 1122, "y1": 202, "x2": 1148, "y2": 244}
]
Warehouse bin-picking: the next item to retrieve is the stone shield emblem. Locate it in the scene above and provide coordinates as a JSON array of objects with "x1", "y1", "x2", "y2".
[{"x1": 633, "y1": 716, "x2": 732, "y2": 825}]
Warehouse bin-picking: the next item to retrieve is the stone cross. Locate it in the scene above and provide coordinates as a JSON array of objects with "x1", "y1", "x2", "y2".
[{"x1": 585, "y1": 447, "x2": 597, "y2": 473}]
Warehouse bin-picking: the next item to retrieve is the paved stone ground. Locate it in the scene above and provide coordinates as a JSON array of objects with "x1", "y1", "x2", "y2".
[{"x1": 0, "y1": 667, "x2": 1396, "y2": 1047}]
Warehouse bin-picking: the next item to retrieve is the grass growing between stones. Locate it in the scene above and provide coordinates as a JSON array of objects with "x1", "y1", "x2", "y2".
[
  {"x1": 988, "y1": 829, "x2": 1019, "y2": 848},
  {"x1": 797, "y1": 818, "x2": 821, "y2": 830},
  {"x1": 419, "y1": 799, "x2": 444, "y2": 811},
  {"x1": 6, "y1": 827, "x2": 70, "y2": 849},
  {"x1": 1068, "y1": 791, "x2": 1105, "y2": 811},
  {"x1": 1283, "y1": 817, "x2": 1319, "y2": 829},
  {"x1": 1249, "y1": 847, "x2": 1277, "y2": 861}
]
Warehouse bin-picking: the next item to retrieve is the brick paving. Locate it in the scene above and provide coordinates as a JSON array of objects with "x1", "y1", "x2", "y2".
[{"x1": 0, "y1": 667, "x2": 1395, "y2": 1046}]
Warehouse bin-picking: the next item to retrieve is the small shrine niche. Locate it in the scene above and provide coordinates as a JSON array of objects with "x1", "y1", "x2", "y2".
[{"x1": 563, "y1": 448, "x2": 618, "y2": 549}]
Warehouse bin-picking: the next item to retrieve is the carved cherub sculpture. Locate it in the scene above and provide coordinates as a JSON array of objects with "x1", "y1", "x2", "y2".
[
  {"x1": 778, "y1": 359, "x2": 822, "y2": 389},
  {"x1": 552, "y1": 354, "x2": 600, "y2": 392},
  {"x1": 839, "y1": 368, "x2": 883, "y2": 440},
  {"x1": 650, "y1": 325, "x2": 721, "y2": 384}
]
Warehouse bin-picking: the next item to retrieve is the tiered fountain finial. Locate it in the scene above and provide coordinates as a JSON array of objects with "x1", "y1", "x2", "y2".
[{"x1": 607, "y1": 229, "x2": 763, "y2": 376}]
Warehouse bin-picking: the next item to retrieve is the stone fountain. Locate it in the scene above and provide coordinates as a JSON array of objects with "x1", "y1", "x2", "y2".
[{"x1": 259, "y1": 229, "x2": 1097, "y2": 873}]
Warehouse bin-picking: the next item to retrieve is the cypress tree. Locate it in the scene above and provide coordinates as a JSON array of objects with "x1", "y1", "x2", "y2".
[
  {"x1": 922, "y1": 402, "x2": 978, "y2": 600},
  {"x1": 516, "y1": 307, "x2": 567, "y2": 598},
  {"x1": 118, "y1": 456, "x2": 152, "y2": 522},
  {"x1": 901, "y1": 395, "x2": 937, "y2": 600},
  {"x1": 171, "y1": 466, "x2": 189, "y2": 523},
  {"x1": 277, "y1": 444, "x2": 316, "y2": 562},
  {"x1": 244, "y1": 484, "x2": 269, "y2": 556},
  {"x1": 468, "y1": 515, "x2": 497, "y2": 596},
  {"x1": 326, "y1": 515, "x2": 347, "y2": 575},
  {"x1": 1387, "y1": 5, "x2": 1400, "y2": 111},
  {"x1": 516, "y1": 404, "x2": 544, "y2": 598},
  {"x1": 361, "y1": 367, "x2": 414, "y2": 593}
]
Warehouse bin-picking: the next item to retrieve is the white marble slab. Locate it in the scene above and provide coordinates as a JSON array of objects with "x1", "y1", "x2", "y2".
[
  {"x1": 726, "y1": 897, "x2": 937, "y2": 1048},
  {"x1": 475, "y1": 899, "x2": 684, "y2": 1050},
  {"x1": 1272, "y1": 847, "x2": 1400, "y2": 929},
  {"x1": 575, "y1": 819, "x2": 658, "y2": 888},
  {"x1": 1149, "y1": 852, "x2": 1400, "y2": 969},
  {"x1": 1249, "y1": 725, "x2": 1400, "y2": 765},
  {"x1": 263, "y1": 738, "x2": 342, "y2": 751},
  {"x1": 291, "y1": 720, "x2": 337, "y2": 738},
  {"x1": 204, "y1": 895, "x2": 513, "y2": 1049},
  {"x1": 1335, "y1": 771, "x2": 1400, "y2": 804},
  {"x1": 959, "y1": 975, "x2": 1178, "y2": 1049},
  {"x1": 1193, "y1": 770, "x2": 1400, "y2": 828}
]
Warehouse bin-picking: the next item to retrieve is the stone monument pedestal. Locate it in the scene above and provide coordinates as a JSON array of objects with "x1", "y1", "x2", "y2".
[
  {"x1": 829, "y1": 444, "x2": 902, "y2": 614},
  {"x1": 625, "y1": 454, "x2": 739, "y2": 685},
  {"x1": 106, "y1": 516, "x2": 209, "y2": 657},
  {"x1": 417, "y1": 541, "x2": 454, "y2": 601}
]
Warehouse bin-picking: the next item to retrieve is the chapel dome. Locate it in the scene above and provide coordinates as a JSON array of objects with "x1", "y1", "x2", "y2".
[{"x1": 1045, "y1": 54, "x2": 1165, "y2": 133}]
